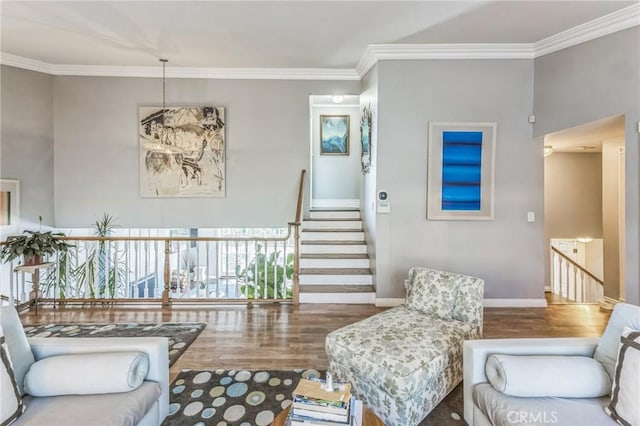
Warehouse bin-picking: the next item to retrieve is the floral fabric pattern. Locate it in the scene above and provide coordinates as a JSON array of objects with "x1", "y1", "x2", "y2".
[{"x1": 326, "y1": 268, "x2": 484, "y2": 426}]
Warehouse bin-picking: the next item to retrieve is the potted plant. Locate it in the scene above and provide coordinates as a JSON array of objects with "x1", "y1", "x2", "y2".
[{"x1": 0, "y1": 216, "x2": 73, "y2": 266}]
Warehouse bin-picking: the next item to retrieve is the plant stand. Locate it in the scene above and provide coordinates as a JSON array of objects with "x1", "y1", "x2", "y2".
[{"x1": 14, "y1": 262, "x2": 55, "y2": 315}]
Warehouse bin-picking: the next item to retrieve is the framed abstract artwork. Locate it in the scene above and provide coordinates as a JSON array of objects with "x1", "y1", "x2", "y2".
[
  {"x1": 139, "y1": 106, "x2": 225, "y2": 197},
  {"x1": 320, "y1": 115, "x2": 349, "y2": 155},
  {"x1": 360, "y1": 104, "x2": 372, "y2": 174},
  {"x1": 427, "y1": 122, "x2": 496, "y2": 220},
  {"x1": 0, "y1": 179, "x2": 20, "y2": 231}
]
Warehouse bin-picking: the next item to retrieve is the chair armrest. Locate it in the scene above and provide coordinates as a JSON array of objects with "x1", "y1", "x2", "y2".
[
  {"x1": 463, "y1": 337, "x2": 600, "y2": 425},
  {"x1": 28, "y1": 337, "x2": 169, "y2": 422}
]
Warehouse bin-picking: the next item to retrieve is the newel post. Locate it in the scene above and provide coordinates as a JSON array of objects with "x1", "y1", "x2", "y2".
[
  {"x1": 162, "y1": 240, "x2": 171, "y2": 307},
  {"x1": 293, "y1": 223, "x2": 300, "y2": 305}
]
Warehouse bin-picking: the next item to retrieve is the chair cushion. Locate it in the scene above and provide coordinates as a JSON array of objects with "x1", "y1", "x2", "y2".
[
  {"x1": 485, "y1": 354, "x2": 611, "y2": 397},
  {"x1": 605, "y1": 327, "x2": 640, "y2": 425},
  {"x1": 325, "y1": 305, "x2": 477, "y2": 400},
  {"x1": 594, "y1": 303, "x2": 640, "y2": 380},
  {"x1": 406, "y1": 268, "x2": 461, "y2": 319},
  {"x1": 1, "y1": 325, "x2": 24, "y2": 425},
  {"x1": 24, "y1": 351, "x2": 149, "y2": 397},
  {"x1": 0, "y1": 305, "x2": 35, "y2": 395},
  {"x1": 14, "y1": 381, "x2": 161, "y2": 426},
  {"x1": 473, "y1": 383, "x2": 616, "y2": 426}
]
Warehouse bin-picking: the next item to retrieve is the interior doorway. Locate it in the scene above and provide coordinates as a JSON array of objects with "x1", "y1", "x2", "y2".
[
  {"x1": 309, "y1": 95, "x2": 361, "y2": 210},
  {"x1": 543, "y1": 114, "x2": 626, "y2": 304}
]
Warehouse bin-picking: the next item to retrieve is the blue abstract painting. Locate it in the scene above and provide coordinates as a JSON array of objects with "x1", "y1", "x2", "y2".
[
  {"x1": 320, "y1": 115, "x2": 350, "y2": 155},
  {"x1": 441, "y1": 131, "x2": 482, "y2": 211}
]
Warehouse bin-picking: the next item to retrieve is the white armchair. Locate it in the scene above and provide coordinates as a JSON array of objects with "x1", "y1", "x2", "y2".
[
  {"x1": 1, "y1": 305, "x2": 169, "y2": 426},
  {"x1": 463, "y1": 302, "x2": 640, "y2": 426}
]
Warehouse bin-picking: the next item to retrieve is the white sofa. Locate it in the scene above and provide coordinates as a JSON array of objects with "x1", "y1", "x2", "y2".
[
  {"x1": 1, "y1": 305, "x2": 169, "y2": 426},
  {"x1": 463, "y1": 302, "x2": 640, "y2": 426}
]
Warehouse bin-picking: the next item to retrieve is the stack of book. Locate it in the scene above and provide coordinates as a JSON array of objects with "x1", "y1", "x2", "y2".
[{"x1": 286, "y1": 378, "x2": 363, "y2": 426}]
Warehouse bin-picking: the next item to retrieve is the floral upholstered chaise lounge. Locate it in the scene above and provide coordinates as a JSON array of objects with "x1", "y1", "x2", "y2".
[{"x1": 325, "y1": 267, "x2": 484, "y2": 426}]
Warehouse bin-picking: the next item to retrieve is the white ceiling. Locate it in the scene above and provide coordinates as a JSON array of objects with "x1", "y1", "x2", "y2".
[
  {"x1": 545, "y1": 115, "x2": 626, "y2": 153},
  {"x1": 0, "y1": 1, "x2": 635, "y2": 69}
]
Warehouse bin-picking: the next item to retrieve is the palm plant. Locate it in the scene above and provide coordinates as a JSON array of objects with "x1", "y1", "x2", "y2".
[{"x1": 72, "y1": 214, "x2": 129, "y2": 299}]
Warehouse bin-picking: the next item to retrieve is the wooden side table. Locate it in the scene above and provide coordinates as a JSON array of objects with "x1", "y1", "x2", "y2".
[
  {"x1": 14, "y1": 262, "x2": 55, "y2": 315},
  {"x1": 272, "y1": 404, "x2": 384, "y2": 426}
]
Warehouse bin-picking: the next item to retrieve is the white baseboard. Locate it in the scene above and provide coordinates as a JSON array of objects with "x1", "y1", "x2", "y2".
[
  {"x1": 375, "y1": 298, "x2": 404, "y2": 307},
  {"x1": 311, "y1": 199, "x2": 360, "y2": 209},
  {"x1": 483, "y1": 299, "x2": 548, "y2": 308},
  {"x1": 544, "y1": 286, "x2": 552, "y2": 292}
]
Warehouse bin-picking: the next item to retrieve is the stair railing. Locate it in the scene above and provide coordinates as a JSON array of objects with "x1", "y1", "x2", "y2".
[
  {"x1": 550, "y1": 246, "x2": 604, "y2": 303},
  {"x1": 289, "y1": 169, "x2": 306, "y2": 305}
]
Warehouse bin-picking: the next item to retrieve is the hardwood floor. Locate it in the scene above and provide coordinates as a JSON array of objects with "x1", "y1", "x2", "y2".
[{"x1": 20, "y1": 302, "x2": 610, "y2": 381}]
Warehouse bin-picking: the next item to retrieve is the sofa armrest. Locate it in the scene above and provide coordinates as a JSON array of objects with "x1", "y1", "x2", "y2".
[
  {"x1": 462, "y1": 337, "x2": 600, "y2": 425},
  {"x1": 28, "y1": 336, "x2": 169, "y2": 422}
]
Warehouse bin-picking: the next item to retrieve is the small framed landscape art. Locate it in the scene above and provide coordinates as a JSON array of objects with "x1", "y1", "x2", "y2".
[
  {"x1": 360, "y1": 104, "x2": 372, "y2": 174},
  {"x1": 320, "y1": 115, "x2": 350, "y2": 155},
  {"x1": 427, "y1": 122, "x2": 496, "y2": 220}
]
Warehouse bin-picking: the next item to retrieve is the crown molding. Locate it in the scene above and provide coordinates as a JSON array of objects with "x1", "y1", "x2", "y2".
[
  {"x1": 534, "y1": 3, "x2": 640, "y2": 58},
  {"x1": 0, "y1": 52, "x2": 54, "y2": 74},
  {"x1": 357, "y1": 43, "x2": 534, "y2": 77},
  {"x1": 0, "y1": 53, "x2": 359, "y2": 80}
]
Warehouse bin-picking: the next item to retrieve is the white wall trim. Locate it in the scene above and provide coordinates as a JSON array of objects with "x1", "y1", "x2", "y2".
[
  {"x1": 483, "y1": 299, "x2": 548, "y2": 308},
  {"x1": 0, "y1": 53, "x2": 359, "y2": 80},
  {"x1": 2, "y1": 5, "x2": 637, "y2": 79},
  {"x1": 311, "y1": 199, "x2": 360, "y2": 209},
  {"x1": 375, "y1": 298, "x2": 405, "y2": 307},
  {"x1": 534, "y1": 3, "x2": 640, "y2": 58}
]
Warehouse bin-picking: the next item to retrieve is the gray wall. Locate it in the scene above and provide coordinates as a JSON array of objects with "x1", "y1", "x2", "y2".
[
  {"x1": 602, "y1": 138, "x2": 625, "y2": 300},
  {"x1": 375, "y1": 59, "x2": 543, "y2": 299},
  {"x1": 534, "y1": 27, "x2": 640, "y2": 304},
  {"x1": 545, "y1": 152, "x2": 603, "y2": 239},
  {"x1": 311, "y1": 105, "x2": 360, "y2": 200},
  {"x1": 360, "y1": 66, "x2": 379, "y2": 288},
  {"x1": 52, "y1": 76, "x2": 359, "y2": 228},
  {"x1": 0, "y1": 65, "x2": 55, "y2": 228}
]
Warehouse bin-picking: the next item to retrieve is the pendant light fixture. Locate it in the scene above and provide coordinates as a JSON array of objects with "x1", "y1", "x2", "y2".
[{"x1": 142, "y1": 59, "x2": 184, "y2": 154}]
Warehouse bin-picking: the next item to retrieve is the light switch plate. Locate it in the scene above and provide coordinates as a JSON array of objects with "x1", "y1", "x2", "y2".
[{"x1": 527, "y1": 211, "x2": 535, "y2": 222}]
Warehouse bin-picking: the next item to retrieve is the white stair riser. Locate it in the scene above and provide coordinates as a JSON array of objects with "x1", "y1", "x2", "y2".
[
  {"x1": 300, "y1": 275, "x2": 373, "y2": 285},
  {"x1": 300, "y1": 245, "x2": 368, "y2": 254},
  {"x1": 300, "y1": 292, "x2": 376, "y2": 304},
  {"x1": 302, "y1": 220, "x2": 362, "y2": 230},
  {"x1": 302, "y1": 232, "x2": 364, "y2": 241},
  {"x1": 300, "y1": 258, "x2": 370, "y2": 269},
  {"x1": 310, "y1": 211, "x2": 360, "y2": 220}
]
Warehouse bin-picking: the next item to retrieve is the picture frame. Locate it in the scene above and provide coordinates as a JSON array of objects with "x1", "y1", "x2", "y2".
[
  {"x1": 320, "y1": 115, "x2": 350, "y2": 155},
  {"x1": 360, "y1": 104, "x2": 372, "y2": 174},
  {"x1": 139, "y1": 106, "x2": 226, "y2": 198},
  {"x1": 0, "y1": 179, "x2": 20, "y2": 231},
  {"x1": 427, "y1": 122, "x2": 496, "y2": 220}
]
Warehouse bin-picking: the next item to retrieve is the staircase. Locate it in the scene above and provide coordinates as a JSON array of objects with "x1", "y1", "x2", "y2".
[{"x1": 299, "y1": 209, "x2": 375, "y2": 304}]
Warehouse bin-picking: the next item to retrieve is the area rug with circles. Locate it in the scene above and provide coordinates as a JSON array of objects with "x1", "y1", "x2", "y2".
[
  {"x1": 23, "y1": 322, "x2": 206, "y2": 366},
  {"x1": 163, "y1": 369, "x2": 464, "y2": 425}
]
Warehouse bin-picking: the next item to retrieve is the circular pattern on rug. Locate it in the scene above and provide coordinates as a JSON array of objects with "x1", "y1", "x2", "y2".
[
  {"x1": 302, "y1": 369, "x2": 321, "y2": 379},
  {"x1": 246, "y1": 391, "x2": 265, "y2": 406},
  {"x1": 255, "y1": 410, "x2": 274, "y2": 426},
  {"x1": 167, "y1": 369, "x2": 330, "y2": 425},
  {"x1": 227, "y1": 382, "x2": 248, "y2": 397},
  {"x1": 235, "y1": 370, "x2": 252, "y2": 382},
  {"x1": 253, "y1": 371, "x2": 270, "y2": 383},
  {"x1": 223, "y1": 405, "x2": 246, "y2": 422},
  {"x1": 193, "y1": 371, "x2": 212, "y2": 384},
  {"x1": 184, "y1": 401, "x2": 204, "y2": 416}
]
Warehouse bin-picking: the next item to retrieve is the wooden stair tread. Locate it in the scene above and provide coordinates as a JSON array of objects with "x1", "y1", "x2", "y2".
[
  {"x1": 300, "y1": 285, "x2": 375, "y2": 293},
  {"x1": 300, "y1": 254, "x2": 368, "y2": 259},
  {"x1": 300, "y1": 268, "x2": 372, "y2": 275},
  {"x1": 301, "y1": 240, "x2": 366, "y2": 245}
]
